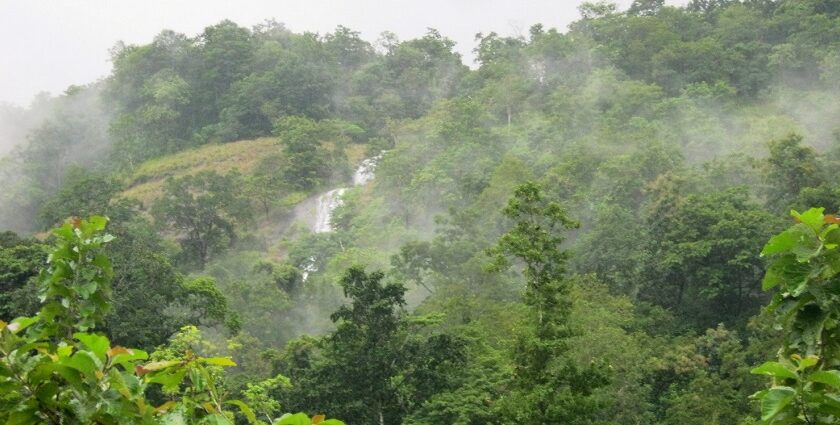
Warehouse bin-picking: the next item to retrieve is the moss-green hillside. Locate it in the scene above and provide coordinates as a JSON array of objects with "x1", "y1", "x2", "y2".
[
  {"x1": 118, "y1": 138, "x2": 368, "y2": 207},
  {"x1": 119, "y1": 138, "x2": 279, "y2": 206}
]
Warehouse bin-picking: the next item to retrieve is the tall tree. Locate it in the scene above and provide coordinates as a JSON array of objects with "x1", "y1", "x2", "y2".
[
  {"x1": 763, "y1": 134, "x2": 824, "y2": 213},
  {"x1": 639, "y1": 184, "x2": 778, "y2": 329},
  {"x1": 153, "y1": 171, "x2": 252, "y2": 269},
  {"x1": 274, "y1": 268, "x2": 464, "y2": 425},
  {"x1": 490, "y1": 182, "x2": 609, "y2": 424}
]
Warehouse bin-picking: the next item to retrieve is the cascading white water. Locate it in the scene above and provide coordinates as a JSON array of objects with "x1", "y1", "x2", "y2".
[
  {"x1": 352, "y1": 153, "x2": 383, "y2": 186},
  {"x1": 313, "y1": 188, "x2": 347, "y2": 233},
  {"x1": 312, "y1": 152, "x2": 384, "y2": 234},
  {"x1": 301, "y1": 255, "x2": 318, "y2": 281},
  {"x1": 300, "y1": 153, "x2": 385, "y2": 280}
]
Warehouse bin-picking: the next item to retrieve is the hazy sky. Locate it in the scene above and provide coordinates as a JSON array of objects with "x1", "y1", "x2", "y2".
[{"x1": 0, "y1": 0, "x2": 670, "y2": 108}]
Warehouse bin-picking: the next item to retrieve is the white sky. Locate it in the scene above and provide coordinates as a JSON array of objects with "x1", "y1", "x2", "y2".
[{"x1": 0, "y1": 0, "x2": 679, "y2": 108}]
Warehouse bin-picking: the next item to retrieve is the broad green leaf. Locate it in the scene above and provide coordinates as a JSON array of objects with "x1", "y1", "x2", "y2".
[
  {"x1": 762, "y1": 224, "x2": 812, "y2": 257},
  {"x1": 60, "y1": 351, "x2": 100, "y2": 377},
  {"x1": 30, "y1": 361, "x2": 63, "y2": 383},
  {"x1": 200, "y1": 414, "x2": 233, "y2": 425},
  {"x1": 824, "y1": 226, "x2": 840, "y2": 250},
  {"x1": 87, "y1": 215, "x2": 109, "y2": 231},
  {"x1": 52, "y1": 223, "x2": 74, "y2": 240},
  {"x1": 225, "y1": 400, "x2": 257, "y2": 424},
  {"x1": 763, "y1": 255, "x2": 810, "y2": 291},
  {"x1": 53, "y1": 364, "x2": 84, "y2": 387},
  {"x1": 762, "y1": 262, "x2": 784, "y2": 291},
  {"x1": 34, "y1": 381, "x2": 59, "y2": 404},
  {"x1": 793, "y1": 208, "x2": 825, "y2": 233},
  {"x1": 7, "y1": 409, "x2": 40, "y2": 425},
  {"x1": 8, "y1": 316, "x2": 39, "y2": 334},
  {"x1": 146, "y1": 367, "x2": 188, "y2": 392},
  {"x1": 815, "y1": 393, "x2": 840, "y2": 417},
  {"x1": 760, "y1": 386, "x2": 796, "y2": 422},
  {"x1": 321, "y1": 420, "x2": 345, "y2": 425},
  {"x1": 276, "y1": 413, "x2": 311, "y2": 425},
  {"x1": 110, "y1": 347, "x2": 149, "y2": 368},
  {"x1": 751, "y1": 362, "x2": 798, "y2": 381},
  {"x1": 137, "y1": 360, "x2": 181, "y2": 374},
  {"x1": 810, "y1": 370, "x2": 840, "y2": 389},
  {"x1": 797, "y1": 355, "x2": 819, "y2": 371},
  {"x1": 74, "y1": 332, "x2": 110, "y2": 364},
  {"x1": 202, "y1": 357, "x2": 237, "y2": 367},
  {"x1": 815, "y1": 402, "x2": 840, "y2": 418},
  {"x1": 792, "y1": 238, "x2": 823, "y2": 262}
]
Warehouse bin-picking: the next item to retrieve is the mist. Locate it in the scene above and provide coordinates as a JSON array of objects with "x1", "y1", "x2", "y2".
[{"x1": 2, "y1": 2, "x2": 840, "y2": 424}]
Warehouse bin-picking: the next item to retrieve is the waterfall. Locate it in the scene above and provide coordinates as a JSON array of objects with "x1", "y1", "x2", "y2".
[
  {"x1": 313, "y1": 188, "x2": 347, "y2": 233},
  {"x1": 300, "y1": 153, "x2": 384, "y2": 280},
  {"x1": 312, "y1": 152, "x2": 384, "y2": 234},
  {"x1": 352, "y1": 153, "x2": 384, "y2": 186},
  {"x1": 301, "y1": 256, "x2": 318, "y2": 281}
]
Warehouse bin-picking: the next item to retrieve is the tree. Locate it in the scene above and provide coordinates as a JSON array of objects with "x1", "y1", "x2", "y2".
[
  {"x1": 109, "y1": 68, "x2": 192, "y2": 163},
  {"x1": 628, "y1": 0, "x2": 665, "y2": 16},
  {"x1": 380, "y1": 29, "x2": 467, "y2": 119},
  {"x1": 688, "y1": 0, "x2": 735, "y2": 14},
  {"x1": 273, "y1": 267, "x2": 464, "y2": 425},
  {"x1": 38, "y1": 167, "x2": 123, "y2": 228},
  {"x1": 273, "y1": 116, "x2": 333, "y2": 191},
  {"x1": 103, "y1": 215, "x2": 189, "y2": 350},
  {"x1": 153, "y1": 171, "x2": 252, "y2": 269},
  {"x1": 490, "y1": 182, "x2": 609, "y2": 424},
  {"x1": 796, "y1": 184, "x2": 840, "y2": 215},
  {"x1": 193, "y1": 20, "x2": 256, "y2": 125},
  {"x1": 639, "y1": 185, "x2": 778, "y2": 329},
  {"x1": 763, "y1": 134, "x2": 824, "y2": 212},
  {"x1": 0, "y1": 233, "x2": 44, "y2": 320},
  {"x1": 657, "y1": 325, "x2": 758, "y2": 424},
  {"x1": 308, "y1": 268, "x2": 405, "y2": 425},
  {"x1": 216, "y1": 48, "x2": 334, "y2": 142}
]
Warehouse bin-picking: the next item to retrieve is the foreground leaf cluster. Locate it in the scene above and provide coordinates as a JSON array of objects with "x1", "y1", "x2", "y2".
[
  {"x1": 0, "y1": 216, "x2": 343, "y2": 425},
  {"x1": 752, "y1": 208, "x2": 840, "y2": 423}
]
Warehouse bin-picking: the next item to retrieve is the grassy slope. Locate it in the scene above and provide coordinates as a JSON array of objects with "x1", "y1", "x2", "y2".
[
  {"x1": 119, "y1": 137, "x2": 369, "y2": 207},
  {"x1": 119, "y1": 138, "x2": 279, "y2": 206},
  {"x1": 116, "y1": 138, "x2": 369, "y2": 261}
]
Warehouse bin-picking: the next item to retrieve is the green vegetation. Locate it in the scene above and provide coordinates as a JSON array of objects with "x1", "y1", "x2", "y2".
[
  {"x1": 120, "y1": 138, "x2": 279, "y2": 206},
  {"x1": 3, "y1": 0, "x2": 840, "y2": 423},
  {"x1": 751, "y1": 208, "x2": 840, "y2": 423},
  {"x1": 0, "y1": 217, "x2": 343, "y2": 424}
]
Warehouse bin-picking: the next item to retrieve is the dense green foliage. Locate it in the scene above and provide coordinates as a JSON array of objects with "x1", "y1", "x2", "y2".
[
  {"x1": 490, "y1": 182, "x2": 609, "y2": 423},
  {"x1": 751, "y1": 208, "x2": 840, "y2": 423},
  {"x1": 0, "y1": 217, "x2": 344, "y2": 424},
  {"x1": 3, "y1": 0, "x2": 840, "y2": 423},
  {"x1": 153, "y1": 171, "x2": 253, "y2": 269}
]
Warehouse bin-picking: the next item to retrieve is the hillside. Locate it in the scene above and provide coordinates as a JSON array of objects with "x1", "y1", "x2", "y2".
[
  {"x1": 119, "y1": 137, "x2": 279, "y2": 205},
  {"x1": 119, "y1": 138, "x2": 369, "y2": 206},
  {"x1": 3, "y1": 2, "x2": 840, "y2": 424}
]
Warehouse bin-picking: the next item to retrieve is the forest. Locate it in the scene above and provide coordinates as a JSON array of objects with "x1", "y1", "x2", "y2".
[{"x1": 2, "y1": 0, "x2": 840, "y2": 423}]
